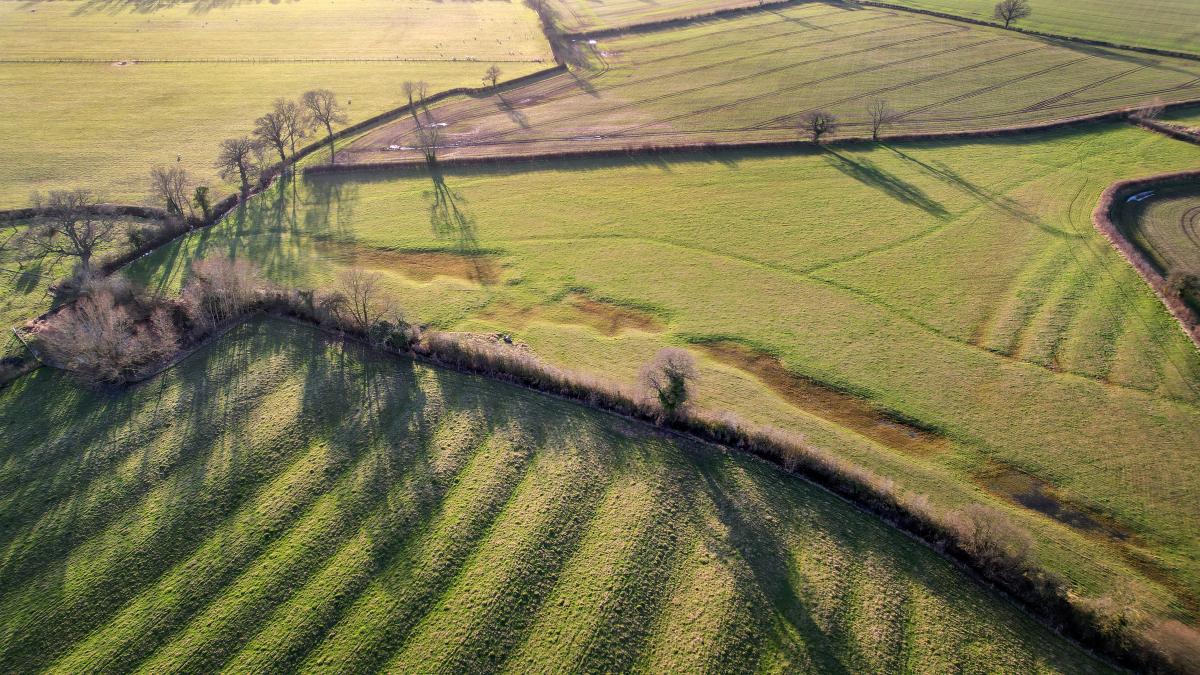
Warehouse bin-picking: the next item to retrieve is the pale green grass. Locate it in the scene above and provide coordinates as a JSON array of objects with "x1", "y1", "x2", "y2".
[
  {"x1": 344, "y1": 3, "x2": 1200, "y2": 164},
  {"x1": 128, "y1": 122, "x2": 1200, "y2": 622},
  {"x1": 881, "y1": 0, "x2": 1200, "y2": 55},
  {"x1": 0, "y1": 0, "x2": 553, "y2": 208},
  {"x1": 0, "y1": 317, "x2": 1111, "y2": 672}
]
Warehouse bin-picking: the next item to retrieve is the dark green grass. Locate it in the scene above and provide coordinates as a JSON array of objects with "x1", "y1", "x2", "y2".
[{"x1": 0, "y1": 318, "x2": 1109, "y2": 672}]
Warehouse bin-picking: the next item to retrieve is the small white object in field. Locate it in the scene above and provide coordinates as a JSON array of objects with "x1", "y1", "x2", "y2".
[{"x1": 588, "y1": 39, "x2": 597, "y2": 45}]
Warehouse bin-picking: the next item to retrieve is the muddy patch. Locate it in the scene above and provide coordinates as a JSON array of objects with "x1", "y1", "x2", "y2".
[
  {"x1": 479, "y1": 293, "x2": 663, "y2": 336},
  {"x1": 975, "y1": 461, "x2": 1133, "y2": 541},
  {"x1": 315, "y1": 241, "x2": 501, "y2": 285},
  {"x1": 697, "y1": 341, "x2": 949, "y2": 457}
]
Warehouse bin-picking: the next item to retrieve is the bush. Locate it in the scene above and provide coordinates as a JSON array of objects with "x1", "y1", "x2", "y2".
[
  {"x1": 35, "y1": 278, "x2": 177, "y2": 385},
  {"x1": 947, "y1": 503, "x2": 1033, "y2": 577},
  {"x1": 180, "y1": 256, "x2": 262, "y2": 333}
]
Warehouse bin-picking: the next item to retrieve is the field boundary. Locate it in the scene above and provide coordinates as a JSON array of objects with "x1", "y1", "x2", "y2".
[
  {"x1": 566, "y1": 0, "x2": 802, "y2": 40},
  {"x1": 1134, "y1": 118, "x2": 1200, "y2": 145},
  {"x1": 854, "y1": 0, "x2": 1200, "y2": 61},
  {"x1": 1093, "y1": 169, "x2": 1200, "y2": 350},
  {"x1": 309, "y1": 101, "x2": 1200, "y2": 176}
]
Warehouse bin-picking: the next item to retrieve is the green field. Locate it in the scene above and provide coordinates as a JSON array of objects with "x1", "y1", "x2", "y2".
[
  {"x1": 342, "y1": 3, "x2": 1200, "y2": 164},
  {"x1": 1116, "y1": 183, "x2": 1200, "y2": 311},
  {"x1": 129, "y1": 122, "x2": 1200, "y2": 623},
  {"x1": 0, "y1": 0, "x2": 553, "y2": 208},
  {"x1": 0, "y1": 317, "x2": 1112, "y2": 672},
  {"x1": 543, "y1": 0, "x2": 763, "y2": 32},
  {"x1": 882, "y1": 0, "x2": 1200, "y2": 55}
]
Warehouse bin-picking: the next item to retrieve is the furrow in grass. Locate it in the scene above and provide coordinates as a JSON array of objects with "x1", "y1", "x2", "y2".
[
  {"x1": 122, "y1": 404, "x2": 461, "y2": 673},
  {"x1": 976, "y1": 241, "x2": 1073, "y2": 355},
  {"x1": 1108, "y1": 287, "x2": 1172, "y2": 392},
  {"x1": 256, "y1": 424, "x2": 537, "y2": 673},
  {"x1": 1055, "y1": 271, "x2": 1127, "y2": 381},
  {"x1": 0, "y1": 373, "x2": 321, "y2": 672},
  {"x1": 502, "y1": 439, "x2": 695, "y2": 672},
  {"x1": 1014, "y1": 260, "x2": 1096, "y2": 369},
  {"x1": 844, "y1": 555, "x2": 907, "y2": 673},
  {"x1": 381, "y1": 430, "x2": 613, "y2": 672}
]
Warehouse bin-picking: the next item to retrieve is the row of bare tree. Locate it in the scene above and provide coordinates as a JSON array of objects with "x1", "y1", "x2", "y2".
[{"x1": 796, "y1": 98, "x2": 900, "y2": 143}]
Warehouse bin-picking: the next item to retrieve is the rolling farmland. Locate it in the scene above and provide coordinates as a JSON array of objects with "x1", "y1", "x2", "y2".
[
  {"x1": 0, "y1": 317, "x2": 1112, "y2": 672},
  {"x1": 340, "y1": 3, "x2": 1200, "y2": 165},
  {"x1": 880, "y1": 0, "x2": 1200, "y2": 55},
  {"x1": 129, "y1": 122, "x2": 1200, "y2": 625},
  {"x1": 0, "y1": 0, "x2": 553, "y2": 207}
]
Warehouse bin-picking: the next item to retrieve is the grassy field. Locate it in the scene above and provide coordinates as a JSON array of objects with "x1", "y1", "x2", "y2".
[
  {"x1": 1115, "y1": 183, "x2": 1200, "y2": 312},
  {"x1": 0, "y1": 0, "x2": 553, "y2": 208},
  {"x1": 882, "y1": 0, "x2": 1200, "y2": 55},
  {"x1": 341, "y1": 3, "x2": 1200, "y2": 165},
  {"x1": 543, "y1": 0, "x2": 764, "y2": 32},
  {"x1": 0, "y1": 317, "x2": 1112, "y2": 672},
  {"x1": 129, "y1": 121, "x2": 1200, "y2": 625}
]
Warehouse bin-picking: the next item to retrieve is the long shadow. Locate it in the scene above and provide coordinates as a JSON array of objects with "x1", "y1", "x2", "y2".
[
  {"x1": 822, "y1": 148, "x2": 949, "y2": 219},
  {"x1": 882, "y1": 143, "x2": 1081, "y2": 238},
  {"x1": 424, "y1": 163, "x2": 497, "y2": 284}
]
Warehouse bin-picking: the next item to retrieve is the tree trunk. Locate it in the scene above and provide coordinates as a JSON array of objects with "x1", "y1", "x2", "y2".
[{"x1": 326, "y1": 123, "x2": 335, "y2": 164}]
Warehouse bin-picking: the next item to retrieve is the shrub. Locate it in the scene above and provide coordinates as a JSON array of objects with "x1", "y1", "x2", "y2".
[
  {"x1": 947, "y1": 503, "x2": 1033, "y2": 577},
  {"x1": 638, "y1": 347, "x2": 698, "y2": 417},
  {"x1": 180, "y1": 256, "x2": 262, "y2": 333}
]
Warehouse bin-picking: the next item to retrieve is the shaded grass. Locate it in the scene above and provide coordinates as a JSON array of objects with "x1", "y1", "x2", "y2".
[{"x1": 0, "y1": 317, "x2": 1110, "y2": 672}]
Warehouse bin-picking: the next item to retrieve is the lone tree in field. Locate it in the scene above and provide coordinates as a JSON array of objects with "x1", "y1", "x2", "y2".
[
  {"x1": 302, "y1": 89, "x2": 348, "y2": 164},
  {"x1": 639, "y1": 348, "x2": 698, "y2": 416},
  {"x1": 483, "y1": 64, "x2": 502, "y2": 89},
  {"x1": 992, "y1": 0, "x2": 1031, "y2": 29},
  {"x1": 215, "y1": 136, "x2": 259, "y2": 194},
  {"x1": 149, "y1": 165, "x2": 193, "y2": 218},
  {"x1": 799, "y1": 110, "x2": 838, "y2": 143},
  {"x1": 18, "y1": 189, "x2": 118, "y2": 279},
  {"x1": 867, "y1": 98, "x2": 898, "y2": 141},
  {"x1": 253, "y1": 108, "x2": 291, "y2": 166},
  {"x1": 416, "y1": 124, "x2": 441, "y2": 165}
]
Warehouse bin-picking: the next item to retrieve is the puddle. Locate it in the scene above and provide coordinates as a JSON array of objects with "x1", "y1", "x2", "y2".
[
  {"x1": 975, "y1": 461, "x2": 1132, "y2": 541},
  {"x1": 314, "y1": 241, "x2": 501, "y2": 285},
  {"x1": 697, "y1": 341, "x2": 949, "y2": 457},
  {"x1": 479, "y1": 293, "x2": 663, "y2": 337}
]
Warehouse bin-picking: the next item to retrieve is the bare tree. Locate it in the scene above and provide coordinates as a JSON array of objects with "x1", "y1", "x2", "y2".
[
  {"x1": 993, "y1": 0, "x2": 1031, "y2": 29},
  {"x1": 403, "y1": 80, "x2": 418, "y2": 108},
  {"x1": 799, "y1": 110, "x2": 839, "y2": 143},
  {"x1": 215, "y1": 136, "x2": 259, "y2": 193},
  {"x1": 416, "y1": 124, "x2": 441, "y2": 165},
  {"x1": 867, "y1": 99, "x2": 898, "y2": 141},
  {"x1": 1133, "y1": 96, "x2": 1166, "y2": 121},
  {"x1": 274, "y1": 98, "x2": 308, "y2": 158},
  {"x1": 18, "y1": 189, "x2": 117, "y2": 277},
  {"x1": 639, "y1": 348, "x2": 698, "y2": 416},
  {"x1": 336, "y1": 267, "x2": 395, "y2": 334},
  {"x1": 180, "y1": 256, "x2": 262, "y2": 331},
  {"x1": 483, "y1": 64, "x2": 502, "y2": 89},
  {"x1": 253, "y1": 109, "x2": 290, "y2": 165},
  {"x1": 302, "y1": 89, "x2": 348, "y2": 164},
  {"x1": 149, "y1": 165, "x2": 194, "y2": 218}
]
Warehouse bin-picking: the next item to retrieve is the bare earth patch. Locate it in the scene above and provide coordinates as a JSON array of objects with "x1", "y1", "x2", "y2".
[
  {"x1": 698, "y1": 341, "x2": 949, "y2": 457},
  {"x1": 314, "y1": 241, "x2": 502, "y2": 285},
  {"x1": 479, "y1": 293, "x2": 664, "y2": 336}
]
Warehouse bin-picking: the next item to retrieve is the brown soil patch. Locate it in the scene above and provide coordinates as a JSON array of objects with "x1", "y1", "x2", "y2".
[
  {"x1": 315, "y1": 241, "x2": 500, "y2": 285},
  {"x1": 974, "y1": 460, "x2": 1133, "y2": 542},
  {"x1": 478, "y1": 293, "x2": 663, "y2": 336},
  {"x1": 698, "y1": 341, "x2": 949, "y2": 457}
]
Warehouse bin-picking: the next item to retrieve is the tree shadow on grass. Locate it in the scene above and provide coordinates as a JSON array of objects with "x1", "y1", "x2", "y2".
[{"x1": 822, "y1": 148, "x2": 949, "y2": 220}]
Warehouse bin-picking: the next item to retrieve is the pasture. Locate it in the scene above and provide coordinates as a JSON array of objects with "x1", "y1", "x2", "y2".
[
  {"x1": 341, "y1": 2, "x2": 1200, "y2": 165},
  {"x1": 0, "y1": 0, "x2": 553, "y2": 208},
  {"x1": 542, "y1": 0, "x2": 765, "y2": 32},
  {"x1": 1116, "y1": 183, "x2": 1200, "y2": 312},
  {"x1": 0, "y1": 317, "x2": 1112, "y2": 672},
  {"x1": 883, "y1": 0, "x2": 1200, "y2": 55},
  {"x1": 128, "y1": 122, "x2": 1200, "y2": 623}
]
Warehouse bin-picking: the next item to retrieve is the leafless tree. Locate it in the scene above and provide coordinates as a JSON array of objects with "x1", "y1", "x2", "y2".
[
  {"x1": 18, "y1": 189, "x2": 117, "y2": 277},
  {"x1": 274, "y1": 98, "x2": 308, "y2": 158},
  {"x1": 180, "y1": 256, "x2": 262, "y2": 331},
  {"x1": 799, "y1": 110, "x2": 839, "y2": 143},
  {"x1": 215, "y1": 136, "x2": 259, "y2": 193},
  {"x1": 336, "y1": 267, "x2": 394, "y2": 333},
  {"x1": 149, "y1": 165, "x2": 194, "y2": 218},
  {"x1": 639, "y1": 348, "x2": 698, "y2": 416},
  {"x1": 302, "y1": 89, "x2": 348, "y2": 164},
  {"x1": 483, "y1": 64, "x2": 502, "y2": 88},
  {"x1": 867, "y1": 99, "x2": 899, "y2": 141},
  {"x1": 253, "y1": 109, "x2": 290, "y2": 165},
  {"x1": 416, "y1": 124, "x2": 441, "y2": 165},
  {"x1": 993, "y1": 0, "x2": 1031, "y2": 29},
  {"x1": 1133, "y1": 96, "x2": 1166, "y2": 121}
]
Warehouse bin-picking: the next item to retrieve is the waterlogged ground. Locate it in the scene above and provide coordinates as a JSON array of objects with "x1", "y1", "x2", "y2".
[
  {"x1": 0, "y1": 318, "x2": 1112, "y2": 672},
  {"x1": 126, "y1": 123, "x2": 1200, "y2": 626}
]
